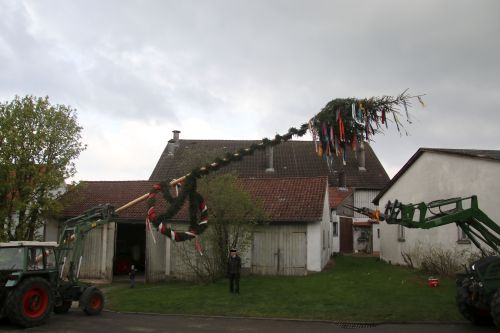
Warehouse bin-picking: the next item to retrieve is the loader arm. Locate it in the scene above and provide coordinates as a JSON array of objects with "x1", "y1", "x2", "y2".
[
  {"x1": 57, "y1": 204, "x2": 116, "y2": 284},
  {"x1": 345, "y1": 195, "x2": 500, "y2": 256}
]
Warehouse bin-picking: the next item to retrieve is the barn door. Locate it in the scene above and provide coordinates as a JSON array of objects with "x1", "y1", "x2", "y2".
[
  {"x1": 339, "y1": 217, "x2": 353, "y2": 253},
  {"x1": 145, "y1": 228, "x2": 168, "y2": 282},
  {"x1": 252, "y1": 227, "x2": 307, "y2": 276},
  {"x1": 251, "y1": 232, "x2": 276, "y2": 275},
  {"x1": 282, "y1": 231, "x2": 306, "y2": 276},
  {"x1": 79, "y1": 222, "x2": 116, "y2": 281}
]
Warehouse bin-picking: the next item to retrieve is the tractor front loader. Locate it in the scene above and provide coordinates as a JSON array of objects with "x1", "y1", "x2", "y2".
[
  {"x1": 347, "y1": 195, "x2": 500, "y2": 327},
  {"x1": 0, "y1": 204, "x2": 114, "y2": 327}
]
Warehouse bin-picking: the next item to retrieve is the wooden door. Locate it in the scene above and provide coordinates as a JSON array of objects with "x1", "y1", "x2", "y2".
[
  {"x1": 145, "y1": 227, "x2": 167, "y2": 282},
  {"x1": 283, "y1": 231, "x2": 306, "y2": 275},
  {"x1": 251, "y1": 231, "x2": 277, "y2": 275},
  {"x1": 339, "y1": 217, "x2": 353, "y2": 253}
]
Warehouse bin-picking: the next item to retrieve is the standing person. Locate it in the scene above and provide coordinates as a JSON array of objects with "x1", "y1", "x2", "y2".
[
  {"x1": 227, "y1": 248, "x2": 241, "y2": 294},
  {"x1": 129, "y1": 264, "x2": 137, "y2": 288}
]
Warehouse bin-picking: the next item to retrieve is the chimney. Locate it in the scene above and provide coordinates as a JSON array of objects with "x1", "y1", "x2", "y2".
[
  {"x1": 172, "y1": 130, "x2": 180, "y2": 142},
  {"x1": 357, "y1": 141, "x2": 366, "y2": 171},
  {"x1": 338, "y1": 171, "x2": 346, "y2": 188},
  {"x1": 265, "y1": 146, "x2": 275, "y2": 173},
  {"x1": 167, "y1": 130, "x2": 181, "y2": 156}
]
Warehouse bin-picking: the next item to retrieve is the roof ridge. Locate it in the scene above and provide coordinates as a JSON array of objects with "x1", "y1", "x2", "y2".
[
  {"x1": 76, "y1": 180, "x2": 154, "y2": 183},
  {"x1": 178, "y1": 139, "x2": 314, "y2": 143},
  {"x1": 239, "y1": 176, "x2": 328, "y2": 181}
]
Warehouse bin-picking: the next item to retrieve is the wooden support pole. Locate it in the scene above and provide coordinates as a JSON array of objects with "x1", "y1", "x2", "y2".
[{"x1": 115, "y1": 175, "x2": 188, "y2": 214}]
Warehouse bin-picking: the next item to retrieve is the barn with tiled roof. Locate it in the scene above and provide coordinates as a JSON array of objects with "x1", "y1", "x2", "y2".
[
  {"x1": 56, "y1": 130, "x2": 390, "y2": 281},
  {"x1": 59, "y1": 176, "x2": 330, "y2": 280}
]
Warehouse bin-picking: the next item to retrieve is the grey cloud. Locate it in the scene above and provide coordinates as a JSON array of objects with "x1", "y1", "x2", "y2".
[{"x1": 2, "y1": 0, "x2": 500, "y2": 179}]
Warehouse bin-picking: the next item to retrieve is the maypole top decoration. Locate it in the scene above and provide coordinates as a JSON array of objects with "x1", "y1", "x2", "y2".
[{"x1": 309, "y1": 89, "x2": 425, "y2": 165}]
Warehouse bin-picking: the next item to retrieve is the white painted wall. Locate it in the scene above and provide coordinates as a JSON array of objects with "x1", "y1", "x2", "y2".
[
  {"x1": 307, "y1": 223, "x2": 321, "y2": 271},
  {"x1": 379, "y1": 152, "x2": 500, "y2": 266},
  {"x1": 352, "y1": 190, "x2": 382, "y2": 253},
  {"x1": 307, "y1": 184, "x2": 331, "y2": 271},
  {"x1": 321, "y1": 185, "x2": 332, "y2": 267},
  {"x1": 43, "y1": 219, "x2": 59, "y2": 242},
  {"x1": 354, "y1": 190, "x2": 379, "y2": 218},
  {"x1": 331, "y1": 211, "x2": 340, "y2": 253},
  {"x1": 372, "y1": 224, "x2": 381, "y2": 252}
]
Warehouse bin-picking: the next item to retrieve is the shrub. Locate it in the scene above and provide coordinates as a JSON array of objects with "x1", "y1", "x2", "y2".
[{"x1": 401, "y1": 243, "x2": 482, "y2": 277}]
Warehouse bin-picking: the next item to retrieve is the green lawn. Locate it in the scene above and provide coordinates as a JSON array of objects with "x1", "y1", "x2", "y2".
[{"x1": 103, "y1": 256, "x2": 463, "y2": 322}]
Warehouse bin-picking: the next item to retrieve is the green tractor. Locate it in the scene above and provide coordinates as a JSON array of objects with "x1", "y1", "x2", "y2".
[
  {"x1": 0, "y1": 205, "x2": 113, "y2": 327},
  {"x1": 349, "y1": 195, "x2": 500, "y2": 327}
]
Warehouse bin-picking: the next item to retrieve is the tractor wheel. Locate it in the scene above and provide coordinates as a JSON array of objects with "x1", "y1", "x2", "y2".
[
  {"x1": 79, "y1": 286, "x2": 104, "y2": 316},
  {"x1": 53, "y1": 300, "x2": 72, "y2": 314},
  {"x1": 456, "y1": 280, "x2": 492, "y2": 325},
  {"x1": 490, "y1": 290, "x2": 500, "y2": 327},
  {"x1": 6, "y1": 277, "x2": 53, "y2": 328}
]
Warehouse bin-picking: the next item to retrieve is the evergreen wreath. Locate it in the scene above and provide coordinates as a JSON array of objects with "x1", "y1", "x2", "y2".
[{"x1": 147, "y1": 179, "x2": 208, "y2": 242}]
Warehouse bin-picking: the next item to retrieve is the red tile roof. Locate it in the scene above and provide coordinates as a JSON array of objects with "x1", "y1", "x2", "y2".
[
  {"x1": 60, "y1": 180, "x2": 159, "y2": 220},
  {"x1": 60, "y1": 177, "x2": 327, "y2": 223},
  {"x1": 239, "y1": 177, "x2": 327, "y2": 222},
  {"x1": 328, "y1": 187, "x2": 353, "y2": 209}
]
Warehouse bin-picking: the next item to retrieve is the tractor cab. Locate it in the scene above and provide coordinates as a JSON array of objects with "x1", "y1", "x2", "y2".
[
  {"x1": 0, "y1": 241, "x2": 65, "y2": 327},
  {"x1": 0, "y1": 241, "x2": 59, "y2": 286}
]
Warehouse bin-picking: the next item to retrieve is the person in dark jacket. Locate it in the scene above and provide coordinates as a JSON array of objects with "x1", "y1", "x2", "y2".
[
  {"x1": 227, "y1": 248, "x2": 241, "y2": 294},
  {"x1": 129, "y1": 264, "x2": 137, "y2": 288}
]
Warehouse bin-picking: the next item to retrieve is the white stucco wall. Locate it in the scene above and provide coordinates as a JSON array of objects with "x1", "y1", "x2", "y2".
[
  {"x1": 307, "y1": 184, "x2": 332, "y2": 271},
  {"x1": 43, "y1": 219, "x2": 59, "y2": 242},
  {"x1": 352, "y1": 190, "x2": 381, "y2": 253},
  {"x1": 372, "y1": 224, "x2": 381, "y2": 252},
  {"x1": 354, "y1": 190, "x2": 379, "y2": 218},
  {"x1": 321, "y1": 185, "x2": 332, "y2": 266},
  {"x1": 379, "y1": 152, "x2": 500, "y2": 266},
  {"x1": 331, "y1": 211, "x2": 340, "y2": 253}
]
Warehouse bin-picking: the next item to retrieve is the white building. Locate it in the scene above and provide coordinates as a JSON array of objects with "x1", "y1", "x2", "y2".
[{"x1": 373, "y1": 148, "x2": 500, "y2": 266}]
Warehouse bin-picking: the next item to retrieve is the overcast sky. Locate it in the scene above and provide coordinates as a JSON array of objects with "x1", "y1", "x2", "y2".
[{"x1": 2, "y1": 0, "x2": 499, "y2": 181}]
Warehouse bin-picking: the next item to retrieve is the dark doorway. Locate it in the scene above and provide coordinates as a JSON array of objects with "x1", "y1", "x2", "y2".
[
  {"x1": 339, "y1": 217, "x2": 353, "y2": 253},
  {"x1": 114, "y1": 222, "x2": 146, "y2": 276}
]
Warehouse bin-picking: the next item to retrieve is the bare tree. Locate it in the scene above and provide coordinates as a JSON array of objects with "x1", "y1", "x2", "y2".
[{"x1": 173, "y1": 174, "x2": 267, "y2": 282}]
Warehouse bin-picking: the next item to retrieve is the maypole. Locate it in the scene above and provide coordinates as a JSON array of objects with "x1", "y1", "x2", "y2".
[{"x1": 115, "y1": 90, "x2": 425, "y2": 244}]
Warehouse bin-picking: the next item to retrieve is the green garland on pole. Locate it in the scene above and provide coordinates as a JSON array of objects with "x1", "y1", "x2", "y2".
[{"x1": 147, "y1": 90, "x2": 424, "y2": 242}]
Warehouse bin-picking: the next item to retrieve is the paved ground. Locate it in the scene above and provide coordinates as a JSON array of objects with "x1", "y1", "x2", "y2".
[{"x1": 0, "y1": 311, "x2": 497, "y2": 333}]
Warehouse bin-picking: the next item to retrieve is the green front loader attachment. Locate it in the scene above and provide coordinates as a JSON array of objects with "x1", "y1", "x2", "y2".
[{"x1": 383, "y1": 195, "x2": 500, "y2": 255}]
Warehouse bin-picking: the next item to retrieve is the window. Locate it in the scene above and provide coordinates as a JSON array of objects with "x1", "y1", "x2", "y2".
[
  {"x1": 28, "y1": 248, "x2": 44, "y2": 270},
  {"x1": 45, "y1": 248, "x2": 56, "y2": 268},
  {"x1": 377, "y1": 228, "x2": 380, "y2": 239},
  {"x1": 397, "y1": 225, "x2": 405, "y2": 242},
  {"x1": 0, "y1": 248, "x2": 24, "y2": 270},
  {"x1": 323, "y1": 230, "x2": 326, "y2": 250},
  {"x1": 332, "y1": 222, "x2": 338, "y2": 237}
]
